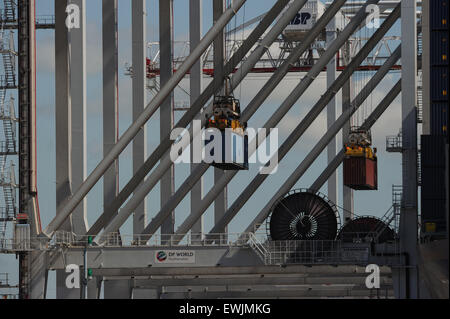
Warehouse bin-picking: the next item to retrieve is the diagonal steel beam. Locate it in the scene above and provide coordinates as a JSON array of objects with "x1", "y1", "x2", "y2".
[
  {"x1": 171, "y1": 0, "x2": 397, "y2": 244},
  {"x1": 137, "y1": 0, "x2": 350, "y2": 241},
  {"x1": 88, "y1": 0, "x2": 297, "y2": 237},
  {"x1": 310, "y1": 83, "x2": 402, "y2": 192},
  {"x1": 310, "y1": 149, "x2": 346, "y2": 192},
  {"x1": 241, "y1": 63, "x2": 402, "y2": 240},
  {"x1": 44, "y1": 0, "x2": 249, "y2": 237},
  {"x1": 95, "y1": 0, "x2": 311, "y2": 242}
]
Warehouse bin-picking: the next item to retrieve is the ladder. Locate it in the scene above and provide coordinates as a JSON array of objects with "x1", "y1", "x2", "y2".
[
  {"x1": 0, "y1": 30, "x2": 16, "y2": 87},
  {"x1": 2, "y1": 99, "x2": 16, "y2": 153},
  {"x1": 3, "y1": 0, "x2": 15, "y2": 22},
  {"x1": 372, "y1": 186, "x2": 402, "y2": 242}
]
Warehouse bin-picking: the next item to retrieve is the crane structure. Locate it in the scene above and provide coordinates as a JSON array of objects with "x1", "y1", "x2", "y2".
[{"x1": 0, "y1": 0, "x2": 447, "y2": 300}]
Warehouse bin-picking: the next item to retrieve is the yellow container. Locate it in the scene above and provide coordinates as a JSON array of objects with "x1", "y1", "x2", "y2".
[{"x1": 425, "y1": 222, "x2": 436, "y2": 233}]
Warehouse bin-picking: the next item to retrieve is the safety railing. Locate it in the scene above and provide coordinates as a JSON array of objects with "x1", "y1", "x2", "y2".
[
  {"x1": 36, "y1": 15, "x2": 55, "y2": 26},
  {"x1": 0, "y1": 237, "x2": 33, "y2": 252},
  {"x1": 52, "y1": 231, "x2": 268, "y2": 248},
  {"x1": 386, "y1": 131, "x2": 402, "y2": 153},
  {"x1": 0, "y1": 273, "x2": 9, "y2": 285},
  {"x1": 1, "y1": 231, "x2": 403, "y2": 267},
  {"x1": 264, "y1": 240, "x2": 345, "y2": 265},
  {"x1": 247, "y1": 232, "x2": 269, "y2": 263}
]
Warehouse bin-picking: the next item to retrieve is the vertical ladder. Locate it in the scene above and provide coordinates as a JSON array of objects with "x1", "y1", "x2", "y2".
[
  {"x1": 2, "y1": 99, "x2": 16, "y2": 152},
  {"x1": 3, "y1": 0, "x2": 15, "y2": 22},
  {"x1": 372, "y1": 185, "x2": 402, "y2": 242},
  {"x1": 1, "y1": 30, "x2": 16, "y2": 87}
]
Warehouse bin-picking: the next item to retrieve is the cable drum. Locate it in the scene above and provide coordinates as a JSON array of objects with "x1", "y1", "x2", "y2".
[
  {"x1": 267, "y1": 189, "x2": 340, "y2": 241},
  {"x1": 337, "y1": 216, "x2": 396, "y2": 244}
]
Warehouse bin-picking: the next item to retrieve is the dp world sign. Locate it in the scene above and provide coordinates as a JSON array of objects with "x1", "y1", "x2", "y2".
[{"x1": 154, "y1": 250, "x2": 196, "y2": 264}]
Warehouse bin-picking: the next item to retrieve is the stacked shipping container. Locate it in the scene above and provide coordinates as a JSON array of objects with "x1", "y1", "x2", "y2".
[
  {"x1": 429, "y1": 0, "x2": 449, "y2": 136},
  {"x1": 420, "y1": 0, "x2": 449, "y2": 237},
  {"x1": 421, "y1": 136, "x2": 447, "y2": 235}
]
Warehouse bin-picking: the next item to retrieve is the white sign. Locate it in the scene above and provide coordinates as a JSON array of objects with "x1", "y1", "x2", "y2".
[
  {"x1": 155, "y1": 250, "x2": 195, "y2": 264},
  {"x1": 285, "y1": 8, "x2": 314, "y2": 31}
]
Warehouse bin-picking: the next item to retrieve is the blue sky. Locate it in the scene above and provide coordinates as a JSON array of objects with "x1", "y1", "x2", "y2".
[{"x1": 1, "y1": 0, "x2": 407, "y2": 298}]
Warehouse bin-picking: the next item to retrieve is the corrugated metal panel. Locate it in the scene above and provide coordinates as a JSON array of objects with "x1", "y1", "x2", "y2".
[
  {"x1": 14, "y1": 224, "x2": 30, "y2": 251},
  {"x1": 421, "y1": 135, "x2": 446, "y2": 167},
  {"x1": 430, "y1": 31, "x2": 449, "y2": 65},
  {"x1": 430, "y1": 0, "x2": 449, "y2": 30},
  {"x1": 430, "y1": 103, "x2": 448, "y2": 135},
  {"x1": 430, "y1": 66, "x2": 449, "y2": 101},
  {"x1": 421, "y1": 166, "x2": 447, "y2": 199},
  {"x1": 421, "y1": 199, "x2": 447, "y2": 231},
  {"x1": 343, "y1": 157, "x2": 377, "y2": 190},
  {"x1": 365, "y1": 157, "x2": 377, "y2": 189}
]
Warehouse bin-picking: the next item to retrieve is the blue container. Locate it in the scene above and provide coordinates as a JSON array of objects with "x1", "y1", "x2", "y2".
[
  {"x1": 421, "y1": 166, "x2": 447, "y2": 199},
  {"x1": 204, "y1": 129, "x2": 249, "y2": 170},
  {"x1": 430, "y1": 103, "x2": 448, "y2": 136},
  {"x1": 430, "y1": 66, "x2": 448, "y2": 101},
  {"x1": 430, "y1": 31, "x2": 449, "y2": 65},
  {"x1": 421, "y1": 199, "x2": 447, "y2": 233},
  {"x1": 430, "y1": 0, "x2": 449, "y2": 30},
  {"x1": 421, "y1": 135, "x2": 446, "y2": 167}
]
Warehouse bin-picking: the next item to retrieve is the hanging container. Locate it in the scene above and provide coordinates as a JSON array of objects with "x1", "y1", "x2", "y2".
[
  {"x1": 343, "y1": 156, "x2": 378, "y2": 190},
  {"x1": 204, "y1": 128, "x2": 249, "y2": 170}
]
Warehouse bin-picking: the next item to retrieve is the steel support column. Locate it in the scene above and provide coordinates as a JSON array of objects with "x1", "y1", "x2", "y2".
[
  {"x1": 54, "y1": 0, "x2": 79, "y2": 300},
  {"x1": 326, "y1": 17, "x2": 338, "y2": 206},
  {"x1": 131, "y1": 0, "x2": 147, "y2": 235},
  {"x1": 213, "y1": 0, "x2": 228, "y2": 238},
  {"x1": 17, "y1": 0, "x2": 39, "y2": 299},
  {"x1": 54, "y1": 0, "x2": 72, "y2": 233},
  {"x1": 102, "y1": 0, "x2": 119, "y2": 233},
  {"x1": 342, "y1": 41, "x2": 354, "y2": 222},
  {"x1": 398, "y1": 0, "x2": 419, "y2": 299},
  {"x1": 189, "y1": 0, "x2": 203, "y2": 242},
  {"x1": 69, "y1": 0, "x2": 88, "y2": 235},
  {"x1": 159, "y1": 0, "x2": 175, "y2": 240}
]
